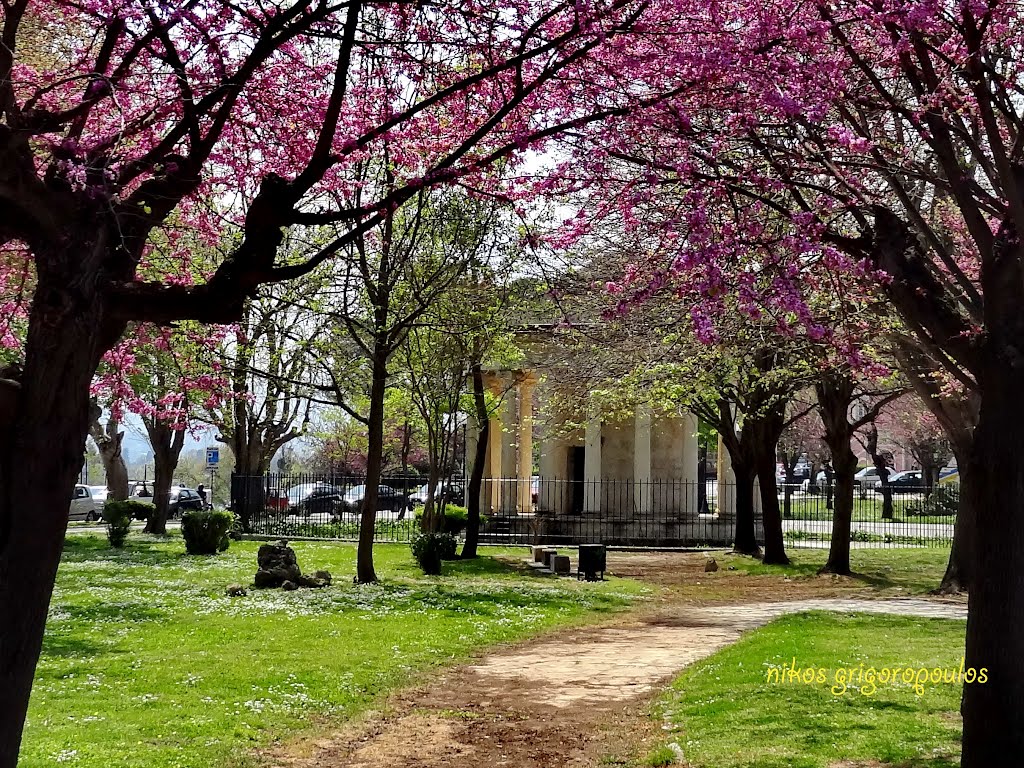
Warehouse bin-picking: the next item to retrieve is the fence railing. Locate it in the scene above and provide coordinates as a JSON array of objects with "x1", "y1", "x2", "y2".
[{"x1": 231, "y1": 473, "x2": 956, "y2": 549}]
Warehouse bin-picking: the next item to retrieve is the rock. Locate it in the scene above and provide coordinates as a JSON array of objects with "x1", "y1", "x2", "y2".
[
  {"x1": 254, "y1": 540, "x2": 301, "y2": 588},
  {"x1": 313, "y1": 569, "x2": 333, "y2": 586},
  {"x1": 296, "y1": 573, "x2": 329, "y2": 588},
  {"x1": 225, "y1": 584, "x2": 247, "y2": 597},
  {"x1": 281, "y1": 580, "x2": 298, "y2": 591},
  {"x1": 704, "y1": 557, "x2": 719, "y2": 573}
]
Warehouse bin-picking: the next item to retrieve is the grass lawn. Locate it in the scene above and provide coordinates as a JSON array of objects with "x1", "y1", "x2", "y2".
[
  {"x1": 22, "y1": 534, "x2": 645, "y2": 768},
  {"x1": 719, "y1": 547, "x2": 954, "y2": 595},
  {"x1": 650, "y1": 612, "x2": 965, "y2": 768},
  {"x1": 780, "y1": 493, "x2": 955, "y2": 525}
]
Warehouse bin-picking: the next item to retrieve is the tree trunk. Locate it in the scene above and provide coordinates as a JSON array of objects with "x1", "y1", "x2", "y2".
[
  {"x1": 824, "y1": 465, "x2": 834, "y2": 510},
  {"x1": 937, "y1": 455, "x2": 972, "y2": 595},
  {"x1": 820, "y1": 446, "x2": 857, "y2": 575},
  {"x1": 88, "y1": 406, "x2": 128, "y2": 500},
  {"x1": 756, "y1": 450, "x2": 788, "y2": 565},
  {"x1": 420, "y1": 464, "x2": 443, "y2": 533},
  {"x1": 0, "y1": 268, "x2": 123, "y2": 767},
  {"x1": 731, "y1": 461, "x2": 760, "y2": 557},
  {"x1": 143, "y1": 423, "x2": 185, "y2": 534},
  {"x1": 356, "y1": 347, "x2": 388, "y2": 583},
  {"x1": 961, "y1": 362, "x2": 1024, "y2": 765},
  {"x1": 750, "y1": 406, "x2": 788, "y2": 565},
  {"x1": 461, "y1": 361, "x2": 488, "y2": 559},
  {"x1": 815, "y1": 373, "x2": 859, "y2": 576},
  {"x1": 876, "y1": 468, "x2": 894, "y2": 519}
]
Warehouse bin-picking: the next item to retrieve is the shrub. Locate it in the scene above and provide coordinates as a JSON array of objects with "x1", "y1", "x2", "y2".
[
  {"x1": 101, "y1": 501, "x2": 134, "y2": 548},
  {"x1": 413, "y1": 504, "x2": 486, "y2": 535},
  {"x1": 907, "y1": 485, "x2": 959, "y2": 517},
  {"x1": 181, "y1": 509, "x2": 234, "y2": 555},
  {"x1": 118, "y1": 499, "x2": 154, "y2": 522},
  {"x1": 411, "y1": 532, "x2": 458, "y2": 575}
]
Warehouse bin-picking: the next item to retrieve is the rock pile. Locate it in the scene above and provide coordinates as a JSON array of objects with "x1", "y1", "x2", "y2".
[{"x1": 253, "y1": 540, "x2": 332, "y2": 590}]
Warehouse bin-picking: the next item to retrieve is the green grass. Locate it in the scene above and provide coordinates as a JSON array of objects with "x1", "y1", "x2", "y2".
[
  {"x1": 23, "y1": 535, "x2": 645, "y2": 768},
  {"x1": 781, "y1": 493, "x2": 955, "y2": 525},
  {"x1": 652, "y1": 612, "x2": 965, "y2": 768},
  {"x1": 718, "y1": 547, "x2": 953, "y2": 594}
]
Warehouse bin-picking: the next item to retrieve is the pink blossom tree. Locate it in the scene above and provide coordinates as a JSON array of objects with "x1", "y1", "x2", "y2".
[
  {"x1": 543, "y1": 1, "x2": 1022, "y2": 756},
  {"x1": 0, "y1": 2, "x2": 673, "y2": 760}
]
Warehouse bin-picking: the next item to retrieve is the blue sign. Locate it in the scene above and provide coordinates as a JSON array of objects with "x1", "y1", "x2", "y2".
[{"x1": 205, "y1": 447, "x2": 220, "y2": 468}]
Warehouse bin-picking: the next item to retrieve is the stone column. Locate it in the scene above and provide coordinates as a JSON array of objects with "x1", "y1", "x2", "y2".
[
  {"x1": 717, "y1": 432, "x2": 737, "y2": 519},
  {"x1": 500, "y1": 384, "x2": 518, "y2": 513},
  {"x1": 681, "y1": 412, "x2": 699, "y2": 519},
  {"x1": 633, "y1": 405, "x2": 652, "y2": 514},
  {"x1": 484, "y1": 373, "x2": 504, "y2": 516},
  {"x1": 584, "y1": 410, "x2": 602, "y2": 513},
  {"x1": 517, "y1": 376, "x2": 536, "y2": 513}
]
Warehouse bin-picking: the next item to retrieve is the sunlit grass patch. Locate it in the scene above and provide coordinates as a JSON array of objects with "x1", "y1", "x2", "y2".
[
  {"x1": 22, "y1": 535, "x2": 645, "y2": 768},
  {"x1": 651, "y1": 612, "x2": 964, "y2": 768}
]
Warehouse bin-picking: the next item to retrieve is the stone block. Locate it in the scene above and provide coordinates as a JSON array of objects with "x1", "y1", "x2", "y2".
[{"x1": 552, "y1": 554, "x2": 571, "y2": 575}]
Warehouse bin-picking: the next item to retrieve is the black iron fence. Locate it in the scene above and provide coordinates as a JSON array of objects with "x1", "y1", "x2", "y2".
[{"x1": 232, "y1": 473, "x2": 956, "y2": 549}]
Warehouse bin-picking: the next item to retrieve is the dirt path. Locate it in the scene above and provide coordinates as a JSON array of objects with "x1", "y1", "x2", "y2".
[{"x1": 262, "y1": 558, "x2": 966, "y2": 768}]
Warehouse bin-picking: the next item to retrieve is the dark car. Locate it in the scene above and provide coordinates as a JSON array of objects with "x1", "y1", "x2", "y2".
[
  {"x1": 409, "y1": 482, "x2": 465, "y2": 507},
  {"x1": 285, "y1": 483, "x2": 344, "y2": 516},
  {"x1": 168, "y1": 486, "x2": 205, "y2": 518},
  {"x1": 873, "y1": 470, "x2": 924, "y2": 493},
  {"x1": 340, "y1": 484, "x2": 411, "y2": 515}
]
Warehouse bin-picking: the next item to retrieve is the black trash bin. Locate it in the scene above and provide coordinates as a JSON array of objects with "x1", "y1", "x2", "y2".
[{"x1": 578, "y1": 544, "x2": 606, "y2": 581}]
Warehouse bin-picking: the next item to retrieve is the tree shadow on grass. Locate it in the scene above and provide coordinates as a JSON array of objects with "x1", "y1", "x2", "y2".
[{"x1": 40, "y1": 632, "x2": 113, "y2": 660}]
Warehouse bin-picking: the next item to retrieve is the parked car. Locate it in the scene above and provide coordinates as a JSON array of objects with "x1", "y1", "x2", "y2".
[
  {"x1": 285, "y1": 483, "x2": 344, "y2": 516},
  {"x1": 129, "y1": 481, "x2": 155, "y2": 499},
  {"x1": 70, "y1": 484, "x2": 105, "y2": 521},
  {"x1": 873, "y1": 470, "x2": 924, "y2": 493},
  {"x1": 854, "y1": 466, "x2": 883, "y2": 488},
  {"x1": 167, "y1": 486, "x2": 206, "y2": 518},
  {"x1": 266, "y1": 487, "x2": 289, "y2": 511},
  {"x1": 340, "y1": 484, "x2": 411, "y2": 515},
  {"x1": 800, "y1": 471, "x2": 828, "y2": 492},
  {"x1": 409, "y1": 482, "x2": 464, "y2": 507}
]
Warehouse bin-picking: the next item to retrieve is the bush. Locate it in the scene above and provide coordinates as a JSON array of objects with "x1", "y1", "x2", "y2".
[
  {"x1": 414, "y1": 504, "x2": 486, "y2": 535},
  {"x1": 410, "y1": 532, "x2": 458, "y2": 575},
  {"x1": 907, "y1": 485, "x2": 959, "y2": 517},
  {"x1": 118, "y1": 499, "x2": 154, "y2": 522},
  {"x1": 181, "y1": 509, "x2": 234, "y2": 555},
  {"x1": 101, "y1": 501, "x2": 134, "y2": 548}
]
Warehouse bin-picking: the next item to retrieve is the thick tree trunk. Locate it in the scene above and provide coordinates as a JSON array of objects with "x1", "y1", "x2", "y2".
[
  {"x1": 820, "y1": 448, "x2": 857, "y2": 575},
  {"x1": 961, "y1": 365, "x2": 1024, "y2": 765},
  {"x1": 815, "y1": 373, "x2": 859, "y2": 576},
  {"x1": 756, "y1": 451, "x2": 789, "y2": 565},
  {"x1": 0, "y1": 269, "x2": 123, "y2": 767},
  {"x1": 751, "y1": 406, "x2": 788, "y2": 565},
  {"x1": 731, "y1": 462, "x2": 760, "y2": 557},
  {"x1": 356, "y1": 348, "x2": 388, "y2": 583},
  {"x1": 937, "y1": 456, "x2": 973, "y2": 595},
  {"x1": 88, "y1": 406, "x2": 128, "y2": 500},
  {"x1": 143, "y1": 423, "x2": 185, "y2": 534},
  {"x1": 461, "y1": 361, "x2": 488, "y2": 559}
]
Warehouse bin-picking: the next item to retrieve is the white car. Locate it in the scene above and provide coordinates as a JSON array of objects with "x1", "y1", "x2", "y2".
[{"x1": 70, "y1": 484, "x2": 105, "y2": 521}]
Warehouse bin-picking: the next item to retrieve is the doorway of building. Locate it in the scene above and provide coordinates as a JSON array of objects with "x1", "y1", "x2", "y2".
[{"x1": 568, "y1": 447, "x2": 585, "y2": 515}]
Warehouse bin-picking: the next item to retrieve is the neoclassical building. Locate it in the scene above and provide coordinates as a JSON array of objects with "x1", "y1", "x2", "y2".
[{"x1": 466, "y1": 368, "x2": 753, "y2": 545}]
